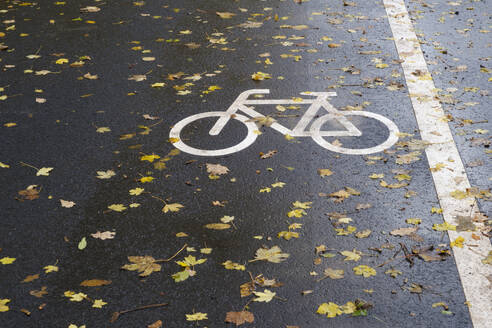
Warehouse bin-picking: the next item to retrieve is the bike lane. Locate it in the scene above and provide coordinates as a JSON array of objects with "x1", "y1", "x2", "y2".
[{"x1": 0, "y1": 0, "x2": 490, "y2": 328}]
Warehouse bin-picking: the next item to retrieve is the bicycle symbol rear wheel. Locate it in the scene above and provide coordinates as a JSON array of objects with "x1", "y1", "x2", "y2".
[
  {"x1": 310, "y1": 111, "x2": 399, "y2": 155},
  {"x1": 169, "y1": 111, "x2": 258, "y2": 157}
]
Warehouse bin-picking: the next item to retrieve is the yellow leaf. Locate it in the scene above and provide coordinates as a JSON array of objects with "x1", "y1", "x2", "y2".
[
  {"x1": 271, "y1": 182, "x2": 286, "y2": 188},
  {"x1": 222, "y1": 260, "x2": 245, "y2": 271},
  {"x1": 186, "y1": 312, "x2": 208, "y2": 321},
  {"x1": 0, "y1": 162, "x2": 10, "y2": 168},
  {"x1": 43, "y1": 265, "x2": 59, "y2": 273},
  {"x1": 335, "y1": 225, "x2": 357, "y2": 236},
  {"x1": 250, "y1": 246, "x2": 289, "y2": 263},
  {"x1": 140, "y1": 176, "x2": 154, "y2": 183},
  {"x1": 278, "y1": 231, "x2": 299, "y2": 240},
  {"x1": 65, "y1": 292, "x2": 87, "y2": 302},
  {"x1": 96, "y1": 127, "x2": 111, "y2": 133},
  {"x1": 450, "y1": 236, "x2": 465, "y2": 248},
  {"x1": 204, "y1": 223, "x2": 230, "y2": 230},
  {"x1": 121, "y1": 256, "x2": 161, "y2": 277},
  {"x1": 140, "y1": 154, "x2": 160, "y2": 162},
  {"x1": 340, "y1": 301, "x2": 357, "y2": 314},
  {"x1": 172, "y1": 269, "x2": 190, "y2": 282},
  {"x1": 92, "y1": 299, "x2": 107, "y2": 308},
  {"x1": 406, "y1": 218, "x2": 422, "y2": 225},
  {"x1": 433, "y1": 222, "x2": 456, "y2": 231},
  {"x1": 151, "y1": 82, "x2": 165, "y2": 88},
  {"x1": 327, "y1": 43, "x2": 341, "y2": 48},
  {"x1": 4, "y1": 122, "x2": 16, "y2": 127},
  {"x1": 316, "y1": 302, "x2": 342, "y2": 318},
  {"x1": 162, "y1": 203, "x2": 184, "y2": 213},
  {"x1": 340, "y1": 249, "x2": 361, "y2": 261},
  {"x1": 96, "y1": 170, "x2": 116, "y2": 179},
  {"x1": 431, "y1": 207, "x2": 443, "y2": 214},
  {"x1": 216, "y1": 12, "x2": 236, "y2": 19},
  {"x1": 287, "y1": 209, "x2": 307, "y2": 218},
  {"x1": 55, "y1": 58, "x2": 69, "y2": 64},
  {"x1": 108, "y1": 204, "x2": 127, "y2": 212},
  {"x1": 253, "y1": 289, "x2": 276, "y2": 302},
  {"x1": 369, "y1": 173, "x2": 384, "y2": 179},
  {"x1": 429, "y1": 163, "x2": 446, "y2": 172},
  {"x1": 292, "y1": 201, "x2": 312, "y2": 209},
  {"x1": 0, "y1": 257, "x2": 16, "y2": 265},
  {"x1": 251, "y1": 71, "x2": 272, "y2": 80},
  {"x1": 259, "y1": 187, "x2": 271, "y2": 193},
  {"x1": 375, "y1": 63, "x2": 388, "y2": 68},
  {"x1": 36, "y1": 167, "x2": 54, "y2": 176},
  {"x1": 318, "y1": 169, "x2": 333, "y2": 177},
  {"x1": 353, "y1": 265, "x2": 377, "y2": 277},
  {"x1": 129, "y1": 188, "x2": 144, "y2": 195},
  {"x1": 0, "y1": 299, "x2": 11, "y2": 312}
]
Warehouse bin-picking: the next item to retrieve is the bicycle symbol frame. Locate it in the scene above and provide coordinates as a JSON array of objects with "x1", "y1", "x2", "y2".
[{"x1": 169, "y1": 89, "x2": 399, "y2": 156}]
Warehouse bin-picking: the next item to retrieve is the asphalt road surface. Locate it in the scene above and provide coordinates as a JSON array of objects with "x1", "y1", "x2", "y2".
[{"x1": 1, "y1": 0, "x2": 491, "y2": 328}]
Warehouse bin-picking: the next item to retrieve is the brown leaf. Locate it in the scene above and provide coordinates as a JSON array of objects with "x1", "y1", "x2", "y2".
[
  {"x1": 121, "y1": 256, "x2": 161, "y2": 277},
  {"x1": 225, "y1": 311, "x2": 254, "y2": 326},
  {"x1": 80, "y1": 279, "x2": 112, "y2": 287},
  {"x1": 30, "y1": 286, "x2": 48, "y2": 298},
  {"x1": 206, "y1": 163, "x2": 229, "y2": 175},
  {"x1": 17, "y1": 186, "x2": 40, "y2": 201},
  {"x1": 390, "y1": 227, "x2": 418, "y2": 236},
  {"x1": 22, "y1": 274, "x2": 40, "y2": 283},
  {"x1": 260, "y1": 150, "x2": 277, "y2": 159},
  {"x1": 148, "y1": 320, "x2": 163, "y2": 328}
]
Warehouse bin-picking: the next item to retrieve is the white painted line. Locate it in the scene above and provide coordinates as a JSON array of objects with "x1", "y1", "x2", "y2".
[
  {"x1": 170, "y1": 89, "x2": 399, "y2": 156},
  {"x1": 383, "y1": 0, "x2": 492, "y2": 326}
]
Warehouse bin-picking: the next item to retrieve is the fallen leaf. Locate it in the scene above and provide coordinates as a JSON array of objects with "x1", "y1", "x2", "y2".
[
  {"x1": 22, "y1": 274, "x2": 40, "y2": 283},
  {"x1": 0, "y1": 299, "x2": 11, "y2": 312},
  {"x1": 60, "y1": 199, "x2": 75, "y2": 208},
  {"x1": 36, "y1": 167, "x2": 53, "y2": 176},
  {"x1": 92, "y1": 299, "x2": 107, "y2": 308},
  {"x1": 78, "y1": 237, "x2": 87, "y2": 250},
  {"x1": 340, "y1": 249, "x2": 361, "y2": 261},
  {"x1": 206, "y1": 163, "x2": 229, "y2": 175},
  {"x1": 30, "y1": 286, "x2": 48, "y2": 298},
  {"x1": 225, "y1": 311, "x2": 254, "y2": 326},
  {"x1": 80, "y1": 279, "x2": 112, "y2": 287},
  {"x1": 253, "y1": 289, "x2": 276, "y2": 302},
  {"x1": 390, "y1": 227, "x2": 418, "y2": 236},
  {"x1": 96, "y1": 170, "x2": 116, "y2": 179},
  {"x1": 162, "y1": 203, "x2": 184, "y2": 213},
  {"x1": 322, "y1": 268, "x2": 344, "y2": 279},
  {"x1": 108, "y1": 204, "x2": 127, "y2": 212},
  {"x1": 0, "y1": 257, "x2": 16, "y2": 265},
  {"x1": 186, "y1": 312, "x2": 208, "y2": 321},
  {"x1": 43, "y1": 265, "x2": 58, "y2": 273},
  {"x1": 317, "y1": 302, "x2": 342, "y2": 318},
  {"x1": 250, "y1": 246, "x2": 289, "y2": 263},
  {"x1": 216, "y1": 12, "x2": 236, "y2": 19},
  {"x1": 318, "y1": 169, "x2": 333, "y2": 177},
  {"x1": 353, "y1": 265, "x2": 376, "y2": 277},
  {"x1": 204, "y1": 223, "x2": 231, "y2": 230},
  {"x1": 18, "y1": 186, "x2": 40, "y2": 201},
  {"x1": 91, "y1": 231, "x2": 115, "y2": 240},
  {"x1": 148, "y1": 320, "x2": 163, "y2": 328},
  {"x1": 121, "y1": 256, "x2": 161, "y2": 277}
]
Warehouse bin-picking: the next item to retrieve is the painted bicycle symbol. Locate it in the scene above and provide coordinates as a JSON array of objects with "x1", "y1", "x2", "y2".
[{"x1": 170, "y1": 89, "x2": 399, "y2": 156}]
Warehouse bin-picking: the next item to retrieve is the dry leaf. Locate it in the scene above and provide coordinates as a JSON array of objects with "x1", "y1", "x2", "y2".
[
  {"x1": 225, "y1": 311, "x2": 254, "y2": 326},
  {"x1": 390, "y1": 227, "x2": 418, "y2": 236},
  {"x1": 250, "y1": 246, "x2": 289, "y2": 263},
  {"x1": 204, "y1": 223, "x2": 231, "y2": 230},
  {"x1": 216, "y1": 12, "x2": 236, "y2": 19},
  {"x1": 80, "y1": 279, "x2": 112, "y2": 287},
  {"x1": 91, "y1": 231, "x2": 115, "y2": 240},
  {"x1": 121, "y1": 256, "x2": 161, "y2": 277},
  {"x1": 18, "y1": 185, "x2": 40, "y2": 201},
  {"x1": 60, "y1": 199, "x2": 75, "y2": 208},
  {"x1": 206, "y1": 163, "x2": 229, "y2": 175},
  {"x1": 148, "y1": 320, "x2": 163, "y2": 328}
]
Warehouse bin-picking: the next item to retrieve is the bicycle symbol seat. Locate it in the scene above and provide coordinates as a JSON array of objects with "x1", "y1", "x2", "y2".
[{"x1": 169, "y1": 89, "x2": 399, "y2": 156}]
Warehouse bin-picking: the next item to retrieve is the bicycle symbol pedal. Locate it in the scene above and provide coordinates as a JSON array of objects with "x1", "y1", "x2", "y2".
[{"x1": 169, "y1": 89, "x2": 399, "y2": 156}]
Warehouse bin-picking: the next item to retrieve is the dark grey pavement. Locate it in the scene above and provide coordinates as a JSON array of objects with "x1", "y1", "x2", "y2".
[{"x1": 0, "y1": 0, "x2": 490, "y2": 327}]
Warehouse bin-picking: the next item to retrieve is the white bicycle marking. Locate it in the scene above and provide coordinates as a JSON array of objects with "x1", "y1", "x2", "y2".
[{"x1": 170, "y1": 89, "x2": 399, "y2": 156}]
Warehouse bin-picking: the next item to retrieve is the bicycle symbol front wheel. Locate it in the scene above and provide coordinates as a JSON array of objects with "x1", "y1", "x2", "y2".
[
  {"x1": 169, "y1": 111, "x2": 258, "y2": 157},
  {"x1": 310, "y1": 111, "x2": 399, "y2": 155}
]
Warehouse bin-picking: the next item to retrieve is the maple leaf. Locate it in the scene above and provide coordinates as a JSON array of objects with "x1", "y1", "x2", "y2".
[
  {"x1": 206, "y1": 163, "x2": 229, "y2": 175},
  {"x1": 317, "y1": 302, "x2": 342, "y2": 318},
  {"x1": 36, "y1": 167, "x2": 53, "y2": 176},
  {"x1": 0, "y1": 162, "x2": 10, "y2": 168},
  {"x1": 253, "y1": 289, "x2": 276, "y2": 302},
  {"x1": 396, "y1": 151, "x2": 421, "y2": 164},
  {"x1": 162, "y1": 203, "x2": 184, "y2": 213},
  {"x1": 96, "y1": 127, "x2": 110, "y2": 133},
  {"x1": 186, "y1": 312, "x2": 208, "y2": 321},
  {"x1": 129, "y1": 188, "x2": 144, "y2": 195},
  {"x1": 225, "y1": 311, "x2": 254, "y2": 326},
  {"x1": 248, "y1": 115, "x2": 276, "y2": 127},
  {"x1": 176, "y1": 255, "x2": 207, "y2": 268},
  {"x1": 96, "y1": 170, "x2": 115, "y2": 179},
  {"x1": 353, "y1": 265, "x2": 377, "y2": 278},
  {"x1": 259, "y1": 187, "x2": 271, "y2": 193},
  {"x1": 92, "y1": 299, "x2": 107, "y2": 308},
  {"x1": 60, "y1": 199, "x2": 75, "y2": 208},
  {"x1": 121, "y1": 256, "x2": 161, "y2": 277},
  {"x1": 64, "y1": 291, "x2": 87, "y2": 302},
  {"x1": 108, "y1": 204, "x2": 127, "y2": 212},
  {"x1": 450, "y1": 236, "x2": 465, "y2": 248},
  {"x1": 91, "y1": 231, "x2": 115, "y2": 240},
  {"x1": 340, "y1": 249, "x2": 361, "y2": 261},
  {"x1": 0, "y1": 299, "x2": 11, "y2": 312},
  {"x1": 287, "y1": 209, "x2": 307, "y2": 218},
  {"x1": 271, "y1": 182, "x2": 286, "y2": 188},
  {"x1": 220, "y1": 215, "x2": 234, "y2": 223},
  {"x1": 432, "y1": 222, "x2": 456, "y2": 231},
  {"x1": 0, "y1": 257, "x2": 16, "y2": 265},
  {"x1": 250, "y1": 246, "x2": 289, "y2": 263},
  {"x1": 292, "y1": 201, "x2": 312, "y2": 209}
]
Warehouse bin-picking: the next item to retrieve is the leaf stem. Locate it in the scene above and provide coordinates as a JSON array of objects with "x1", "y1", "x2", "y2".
[
  {"x1": 19, "y1": 161, "x2": 39, "y2": 171},
  {"x1": 155, "y1": 244, "x2": 188, "y2": 263}
]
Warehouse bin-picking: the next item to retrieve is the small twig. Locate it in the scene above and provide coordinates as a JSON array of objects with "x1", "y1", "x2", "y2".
[
  {"x1": 110, "y1": 303, "x2": 168, "y2": 323},
  {"x1": 155, "y1": 244, "x2": 188, "y2": 263},
  {"x1": 151, "y1": 195, "x2": 167, "y2": 204},
  {"x1": 19, "y1": 161, "x2": 39, "y2": 171}
]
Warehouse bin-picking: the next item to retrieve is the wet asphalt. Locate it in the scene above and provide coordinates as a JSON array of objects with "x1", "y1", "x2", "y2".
[{"x1": 0, "y1": 0, "x2": 490, "y2": 327}]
